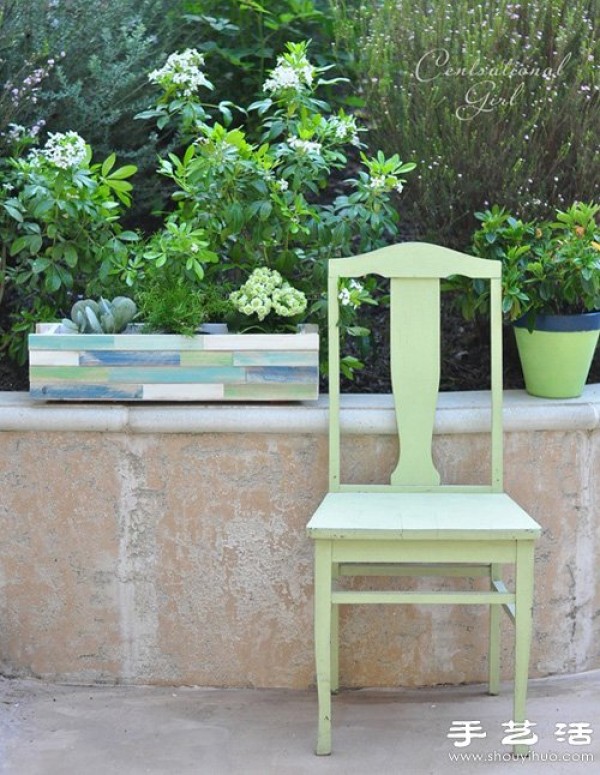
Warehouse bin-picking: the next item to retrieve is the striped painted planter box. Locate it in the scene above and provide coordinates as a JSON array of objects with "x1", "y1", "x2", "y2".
[{"x1": 28, "y1": 324, "x2": 319, "y2": 402}]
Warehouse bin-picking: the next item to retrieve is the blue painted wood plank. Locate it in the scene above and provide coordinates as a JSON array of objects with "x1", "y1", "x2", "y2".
[
  {"x1": 79, "y1": 351, "x2": 181, "y2": 366},
  {"x1": 30, "y1": 383, "x2": 143, "y2": 400},
  {"x1": 245, "y1": 366, "x2": 320, "y2": 384}
]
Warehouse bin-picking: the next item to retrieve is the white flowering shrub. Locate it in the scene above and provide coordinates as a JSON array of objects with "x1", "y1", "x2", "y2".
[
  {"x1": 263, "y1": 45, "x2": 315, "y2": 96},
  {"x1": 338, "y1": 280, "x2": 366, "y2": 310},
  {"x1": 38, "y1": 131, "x2": 88, "y2": 169},
  {"x1": 148, "y1": 49, "x2": 213, "y2": 98},
  {"x1": 132, "y1": 39, "x2": 415, "y2": 367},
  {"x1": 229, "y1": 267, "x2": 307, "y2": 326},
  {"x1": 138, "y1": 47, "x2": 232, "y2": 134},
  {"x1": 0, "y1": 142, "x2": 138, "y2": 362}
]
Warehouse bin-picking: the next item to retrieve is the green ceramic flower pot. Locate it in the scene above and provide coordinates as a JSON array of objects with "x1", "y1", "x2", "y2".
[{"x1": 513, "y1": 313, "x2": 600, "y2": 398}]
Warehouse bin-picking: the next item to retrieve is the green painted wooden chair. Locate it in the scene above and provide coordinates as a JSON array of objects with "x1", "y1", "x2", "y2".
[{"x1": 306, "y1": 243, "x2": 541, "y2": 756}]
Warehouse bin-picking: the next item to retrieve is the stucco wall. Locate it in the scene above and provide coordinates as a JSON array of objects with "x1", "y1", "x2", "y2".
[{"x1": 0, "y1": 389, "x2": 598, "y2": 688}]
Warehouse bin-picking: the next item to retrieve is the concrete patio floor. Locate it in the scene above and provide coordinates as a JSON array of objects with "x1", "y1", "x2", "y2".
[{"x1": 1, "y1": 671, "x2": 598, "y2": 774}]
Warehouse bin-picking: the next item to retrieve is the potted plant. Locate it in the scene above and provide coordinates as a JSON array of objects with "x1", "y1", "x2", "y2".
[
  {"x1": 28, "y1": 269, "x2": 320, "y2": 402},
  {"x1": 454, "y1": 202, "x2": 600, "y2": 398}
]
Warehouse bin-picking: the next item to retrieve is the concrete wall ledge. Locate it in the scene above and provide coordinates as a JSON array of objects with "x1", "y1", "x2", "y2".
[
  {"x1": 1, "y1": 385, "x2": 599, "y2": 687},
  {"x1": 1, "y1": 384, "x2": 599, "y2": 435}
]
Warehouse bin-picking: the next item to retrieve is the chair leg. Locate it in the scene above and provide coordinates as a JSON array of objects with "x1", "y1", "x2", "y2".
[
  {"x1": 314, "y1": 540, "x2": 333, "y2": 755},
  {"x1": 513, "y1": 541, "x2": 536, "y2": 757},
  {"x1": 331, "y1": 563, "x2": 340, "y2": 694},
  {"x1": 488, "y1": 563, "x2": 502, "y2": 695}
]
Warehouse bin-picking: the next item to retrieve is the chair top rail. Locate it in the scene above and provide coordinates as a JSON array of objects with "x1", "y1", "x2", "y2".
[{"x1": 329, "y1": 242, "x2": 501, "y2": 280}]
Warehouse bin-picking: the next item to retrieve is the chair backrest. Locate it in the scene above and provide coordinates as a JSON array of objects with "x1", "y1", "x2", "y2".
[{"x1": 328, "y1": 242, "x2": 503, "y2": 493}]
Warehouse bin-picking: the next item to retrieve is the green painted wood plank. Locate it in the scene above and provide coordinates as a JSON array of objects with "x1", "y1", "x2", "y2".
[
  {"x1": 30, "y1": 366, "x2": 110, "y2": 382},
  {"x1": 223, "y1": 382, "x2": 318, "y2": 400},
  {"x1": 390, "y1": 277, "x2": 441, "y2": 486},
  {"x1": 30, "y1": 366, "x2": 246, "y2": 384},
  {"x1": 180, "y1": 351, "x2": 234, "y2": 367}
]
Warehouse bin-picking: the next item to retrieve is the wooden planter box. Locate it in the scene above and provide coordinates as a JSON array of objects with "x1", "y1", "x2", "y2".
[{"x1": 28, "y1": 324, "x2": 319, "y2": 402}]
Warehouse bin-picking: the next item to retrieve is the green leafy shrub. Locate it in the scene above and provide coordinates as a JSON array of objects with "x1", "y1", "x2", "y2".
[
  {"x1": 451, "y1": 201, "x2": 600, "y2": 323},
  {"x1": 0, "y1": 131, "x2": 137, "y2": 362},
  {"x1": 330, "y1": 0, "x2": 600, "y2": 248}
]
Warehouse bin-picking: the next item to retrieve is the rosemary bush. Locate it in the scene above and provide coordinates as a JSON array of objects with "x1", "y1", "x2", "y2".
[{"x1": 330, "y1": 0, "x2": 599, "y2": 248}]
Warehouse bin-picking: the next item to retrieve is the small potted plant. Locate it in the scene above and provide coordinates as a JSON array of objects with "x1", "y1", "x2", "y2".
[{"x1": 453, "y1": 201, "x2": 600, "y2": 398}]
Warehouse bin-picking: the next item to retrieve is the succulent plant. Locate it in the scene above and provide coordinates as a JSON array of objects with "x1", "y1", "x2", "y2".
[{"x1": 62, "y1": 296, "x2": 137, "y2": 333}]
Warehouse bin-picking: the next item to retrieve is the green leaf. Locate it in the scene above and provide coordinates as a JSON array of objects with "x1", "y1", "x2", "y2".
[
  {"x1": 63, "y1": 244, "x2": 78, "y2": 267},
  {"x1": 106, "y1": 179, "x2": 133, "y2": 193},
  {"x1": 347, "y1": 326, "x2": 370, "y2": 337},
  {"x1": 32, "y1": 199, "x2": 55, "y2": 219},
  {"x1": 44, "y1": 267, "x2": 62, "y2": 292},
  {"x1": 3, "y1": 203, "x2": 23, "y2": 222},
  {"x1": 101, "y1": 153, "x2": 116, "y2": 177},
  {"x1": 29, "y1": 234, "x2": 43, "y2": 254},
  {"x1": 258, "y1": 201, "x2": 272, "y2": 220},
  {"x1": 31, "y1": 257, "x2": 51, "y2": 274},
  {"x1": 218, "y1": 101, "x2": 233, "y2": 126},
  {"x1": 9, "y1": 236, "x2": 30, "y2": 256},
  {"x1": 118, "y1": 231, "x2": 139, "y2": 242},
  {"x1": 107, "y1": 164, "x2": 138, "y2": 180}
]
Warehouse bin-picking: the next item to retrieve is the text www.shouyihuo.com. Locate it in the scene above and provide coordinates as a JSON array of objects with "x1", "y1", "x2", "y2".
[{"x1": 449, "y1": 750, "x2": 594, "y2": 764}]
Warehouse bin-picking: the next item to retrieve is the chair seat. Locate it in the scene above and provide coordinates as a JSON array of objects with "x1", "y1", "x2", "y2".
[{"x1": 307, "y1": 492, "x2": 541, "y2": 541}]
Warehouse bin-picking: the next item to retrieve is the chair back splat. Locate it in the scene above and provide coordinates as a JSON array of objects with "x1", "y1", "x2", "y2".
[{"x1": 327, "y1": 243, "x2": 504, "y2": 493}]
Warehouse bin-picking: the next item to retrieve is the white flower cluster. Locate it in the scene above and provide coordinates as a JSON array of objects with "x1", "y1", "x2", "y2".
[
  {"x1": 288, "y1": 136, "x2": 322, "y2": 155},
  {"x1": 263, "y1": 53, "x2": 314, "y2": 95},
  {"x1": 39, "y1": 131, "x2": 87, "y2": 169},
  {"x1": 230, "y1": 267, "x2": 307, "y2": 322},
  {"x1": 338, "y1": 279, "x2": 364, "y2": 309},
  {"x1": 148, "y1": 49, "x2": 212, "y2": 97},
  {"x1": 368, "y1": 175, "x2": 404, "y2": 195},
  {"x1": 326, "y1": 115, "x2": 361, "y2": 146}
]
